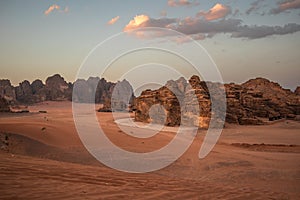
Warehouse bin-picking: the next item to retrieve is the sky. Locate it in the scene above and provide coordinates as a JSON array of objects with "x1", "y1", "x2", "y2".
[{"x1": 0, "y1": 0, "x2": 300, "y2": 91}]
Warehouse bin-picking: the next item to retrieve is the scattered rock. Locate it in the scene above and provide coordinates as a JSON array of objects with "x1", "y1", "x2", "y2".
[{"x1": 39, "y1": 110, "x2": 47, "y2": 113}]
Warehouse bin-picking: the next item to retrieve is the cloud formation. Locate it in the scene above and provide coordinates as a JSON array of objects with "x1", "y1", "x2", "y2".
[
  {"x1": 270, "y1": 0, "x2": 300, "y2": 14},
  {"x1": 197, "y1": 3, "x2": 231, "y2": 21},
  {"x1": 107, "y1": 16, "x2": 120, "y2": 25},
  {"x1": 246, "y1": 0, "x2": 265, "y2": 15},
  {"x1": 123, "y1": 14, "x2": 300, "y2": 40},
  {"x1": 44, "y1": 4, "x2": 60, "y2": 15},
  {"x1": 167, "y1": 0, "x2": 199, "y2": 7},
  {"x1": 44, "y1": 4, "x2": 68, "y2": 15},
  {"x1": 233, "y1": 23, "x2": 300, "y2": 39},
  {"x1": 123, "y1": 15, "x2": 176, "y2": 31}
]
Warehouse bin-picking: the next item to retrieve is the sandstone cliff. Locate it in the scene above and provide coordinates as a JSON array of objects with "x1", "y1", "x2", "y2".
[{"x1": 135, "y1": 76, "x2": 300, "y2": 127}]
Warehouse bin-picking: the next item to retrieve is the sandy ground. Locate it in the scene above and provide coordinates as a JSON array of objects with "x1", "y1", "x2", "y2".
[{"x1": 0, "y1": 101, "x2": 299, "y2": 199}]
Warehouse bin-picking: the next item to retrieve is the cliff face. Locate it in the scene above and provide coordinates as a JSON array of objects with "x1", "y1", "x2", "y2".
[
  {"x1": 135, "y1": 76, "x2": 215, "y2": 128},
  {"x1": 1, "y1": 74, "x2": 299, "y2": 126},
  {"x1": 13, "y1": 74, "x2": 72, "y2": 104},
  {"x1": 0, "y1": 80, "x2": 16, "y2": 102},
  {"x1": 0, "y1": 97, "x2": 10, "y2": 112},
  {"x1": 135, "y1": 76, "x2": 300, "y2": 127},
  {"x1": 0, "y1": 75, "x2": 134, "y2": 109},
  {"x1": 72, "y1": 77, "x2": 116, "y2": 104}
]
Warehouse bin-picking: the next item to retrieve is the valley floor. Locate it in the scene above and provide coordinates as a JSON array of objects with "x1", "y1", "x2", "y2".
[{"x1": 0, "y1": 101, "x2": 299, "y2": 199}]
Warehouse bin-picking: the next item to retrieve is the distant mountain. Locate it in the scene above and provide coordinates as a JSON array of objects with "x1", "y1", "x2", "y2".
[
  {"x1": 0, "y1": 74, "x2": 134, "y2": 108},
  {"x1": 1, "y1": 74, "x2": 299, "y2": 126}
]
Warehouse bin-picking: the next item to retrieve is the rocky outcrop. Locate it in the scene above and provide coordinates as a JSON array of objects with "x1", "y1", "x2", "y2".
[
  {"x1": 0, "y1": 97, "x2": 10, "y2": 112},
  {"x1": 295, "y1": 86, "x2": 300, "y2": 96},
  {"x1": 0, "y1": 74, "x2": 134, "y2": 107},
  {"x1": 44, "y1": 74, "x2": 72, "y2": 101},
  {"x1": 135, "y1": 76, "x2": 300, "y2": 127},
  {"x1": 242, "y1": 78, "x2": 300, "y2": 118},
  {"x1": 12, "y1": 74, "x2": 72, "y2": 103},
  {"x1": 73, "y1": 77, "x2": 116, "y2": 104},
  {"x1": 73, "y1": 77, "x2": 135, "y2": 112},
  {"x1": 31, "y1": 79, "x2": 44, "y2": 95},
  {"x1": 135, "y1": 76, "x2": 213, "y2": 128},
  {"x1": 0, "y1": 80, "x2": 16, "y2": 102},
  {"x1": 95, "y1": 78, "x2": 116, "y2": 104},
  {"x1": 15, "y1": 80, "x2": 33, "y2": 103},
  {"x1": 111, "y1": 79, "x2": 135, "y2": 112}
]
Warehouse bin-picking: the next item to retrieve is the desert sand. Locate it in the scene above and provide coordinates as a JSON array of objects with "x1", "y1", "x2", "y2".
[{"x1": 0, "y1": 101, "x2": 299, "y2": 199}]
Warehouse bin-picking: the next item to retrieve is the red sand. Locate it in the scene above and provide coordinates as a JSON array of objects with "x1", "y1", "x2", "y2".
[{"x1": 0, "y1": 101, "x2": 299, "y2": 199}]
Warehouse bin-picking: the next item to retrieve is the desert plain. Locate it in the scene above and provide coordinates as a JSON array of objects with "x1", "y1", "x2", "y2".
[{"x1": 0, "y1": 101, "x2": 299, "y2": 200}]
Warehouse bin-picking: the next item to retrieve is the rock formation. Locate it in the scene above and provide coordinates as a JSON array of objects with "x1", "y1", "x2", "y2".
[
  {"x1": 73, "y1": 77, "x2": 134, "y2": 112},
  {"x1": 15, "y1": 80, "x2": 34, "y2": 103},
  {"x1": 0, "y1": 97, "x2": 10, "y2": 112},
  {"x1": 294, "y1": 86, "x2": 300, "y2": 96},
  {"x1": 241, "y1": 78, "x2": 300, "y2": 119},
  {"x1": 0, "y1": 80, "x2": 16, "y2": 102},
  {"x1": 0, "y1": 74, "x2": 73, "y2": 104},
  {"x1": 0, "y1": 73, "x2": 299, "y2": 127},
  {"x1": 135, "y1": 75, "x2": 214, "y2": 128},
  {"x1": 135, "y1": 76, "x2": 300, "y2": 127},
  {"x1": 72, "y1": 77, "x2": 116, "y2": 104},
  {"x1": 44, "y1": 74, "x2": 72, "y2": 101},
  {"x1": 111, "y1": 79, "x2": 135, "y2": 112},
  {"x1": 0, "y1": 74, "x2": 134, "y2": 108}
]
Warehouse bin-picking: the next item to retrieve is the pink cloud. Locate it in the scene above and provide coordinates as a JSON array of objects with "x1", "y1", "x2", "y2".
[
  {"x1": 123, "y1": 15, "x2": 150, "y2": 31},
  {"x1": 197, "y1": 3, "x2": 231, "y2": 21},
  {"x1": 107, "y1": 16, "x2": 120, "y2": 25},
  {"x1": 123, "y1": 12, "x2": 300, "y2": 41},
  {"x1": 167, "y1": 0, "x2": 199, "y2": 7},
  {"x1": 44, "y1": 4, "x2": 60, "y2": 15},
  {"x1": 271, "y1": 0, "x2": 300, "y2": 14}
]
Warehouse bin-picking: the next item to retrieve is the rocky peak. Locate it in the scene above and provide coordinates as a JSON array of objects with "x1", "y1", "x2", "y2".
[
  {"x1": 111, "y1": 79, "x2": 134, "y2": 111},
  {"x1": 0, "y1": 79, "x2": 16, "y2": 102},
  {"x1": 46, "y1": 74, "x2": 69, "y2": 92},
  {"x1": 135, "y1": 76, "x2": 300, "y2": 127},
  {"x1": 15, "y1": 80, "x2": 33, "y2": 103},
  {"x1": 31, "y1": 79, "x2": 44, "y2": 94},
  {"x1": 295, "y1": 86, "x2": 300, "y2": 96},
  {"x1": 188, "y1": 75, "x2": 201, "y2": 89},
  {"x1": 0, "y1": 97, "x2": 10, "y2": 112}
]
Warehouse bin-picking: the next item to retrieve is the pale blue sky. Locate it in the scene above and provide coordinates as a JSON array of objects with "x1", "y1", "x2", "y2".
[{"x1": 0, "y1": 0, "x2": 299, "y2": 90}]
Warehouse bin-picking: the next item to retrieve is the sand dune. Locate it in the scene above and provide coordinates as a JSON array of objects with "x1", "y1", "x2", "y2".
[{"x1": 0, "y1": 101, "x2": 299, "y2": 199}]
